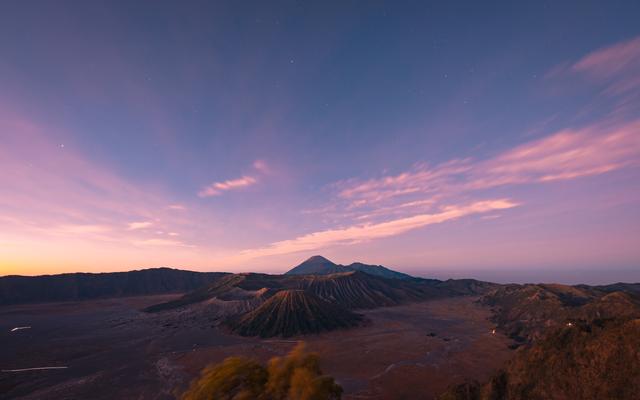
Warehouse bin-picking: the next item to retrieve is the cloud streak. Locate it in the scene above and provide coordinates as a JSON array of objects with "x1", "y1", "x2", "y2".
[
  {"x1": 547, "y1": 35, "x2": 640, "y2": 98},
  {"x1": 127, "y1": 221, "x2": 153, "y2": 230},
  {"x1": 240, "y1": 199, "x2": 518, "y2": 258},
  {"x1": 133, "y1": 238, "x2": 192, "y2": 247},
  {"x1": 198, "y1": 175, "x2": 257, "y2": 197},
  {"x1": 198, "y1": 161, "x2": 270, "y2": 198},
  {"x1": 333, "y1": 119, "x2": 640, "y2": 215},
  {"x1": 572, "y1": 36, "x2": 640, "y2": 95}
]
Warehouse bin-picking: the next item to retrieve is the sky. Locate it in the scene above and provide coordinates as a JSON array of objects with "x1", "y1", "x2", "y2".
[{"x1": 1, "y1": 1, "x2": 639, "y2": 283}]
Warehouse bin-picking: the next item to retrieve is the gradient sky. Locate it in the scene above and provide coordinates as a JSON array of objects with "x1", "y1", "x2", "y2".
[{"x1": 1, "y1": 1, "x2": 639, "y2": 283}]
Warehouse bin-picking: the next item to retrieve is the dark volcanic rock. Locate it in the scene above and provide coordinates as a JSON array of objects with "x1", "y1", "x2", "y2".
[{"x1": 226, "y1": 289, "x2": 364, "y2": 337}]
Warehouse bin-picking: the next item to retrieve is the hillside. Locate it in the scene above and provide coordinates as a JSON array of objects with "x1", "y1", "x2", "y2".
[
  {"x1": 295, "y1": 270, "x2": 443, "y2": 309},
  {"x1": 435, "y1": 279, "x2": 500, "y2": 296},
  {"x1": 0, "y1": 268, "x2": 227, "y2": 305},
  {"x1": 440, "y1": 318, "x2": 640, "y2": 400},
  {"x1": 226, "y1": 289, "x2": 364, "y2": 337},
  {"x1": 481, "y1": 283, "x2": 640, "y2": 342},
  {"x1": 440, "y1": 283, "x2": 640, "y2": 399},
  {"x1": 143, "y1": 273, "x2": 281, "y2": 312}
]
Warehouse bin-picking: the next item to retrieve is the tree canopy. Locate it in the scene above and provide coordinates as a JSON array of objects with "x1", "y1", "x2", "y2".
[{"x1": 182, "y1": 342, "x2": 342, "y2": 400}]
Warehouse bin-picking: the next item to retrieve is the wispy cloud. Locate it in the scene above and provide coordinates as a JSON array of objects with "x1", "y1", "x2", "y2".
[
  {"x1": 240, "y1": 199, "x2": 518, "y2": 258},
  {"x1": 198, "y1": 175, "x2": 257, "y2": 197},
  {"x1": 549, "y1": 35, "x2": 640, "y2": 97},
  {"x1": 56, "y1": 224, "x2": 111, "y2": 234},
  {"x1": 127, "y1": 221, "x2": 153, "y2": 230},
  {"x1": 198, "y1": 160, "x2": 270, "y2": 198},
  {"x1": 133, "y1": 238, "x2": 191, "y2": 247},
  {"x1": 474, "y1": 120, "x2": 640, "y2": 184},
  {"x1": 572, "y1": 36, "x2": 640, "y2": 93},
  {"x1": 333, "y1": 120, "x2": 640, "y2": 215},
  {"x1": 252, "y1": 159, "x2": 270, "y2": 174}
]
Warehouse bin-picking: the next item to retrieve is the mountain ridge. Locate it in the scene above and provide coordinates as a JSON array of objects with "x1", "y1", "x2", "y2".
[{"x1": 0, "y1": 267, "x2": 228, "y2": 305}]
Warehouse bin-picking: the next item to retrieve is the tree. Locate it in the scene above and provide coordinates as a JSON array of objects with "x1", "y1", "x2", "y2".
[
  {"x1": 181, "y1": 357, "x2": 268, "y2": 400},
  {"x1": 181, "y1": 342, "x2": 343, "y2": 400},
  {"x1": 266, "y1": 342, "x2": 343, "y2": 400}
]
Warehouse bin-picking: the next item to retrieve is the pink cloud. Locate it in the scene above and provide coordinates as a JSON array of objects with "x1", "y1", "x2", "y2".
[
  {"x1": 198, "y1": 175, "x2": 258, "y2": 197},
  {"x1": 240, "y1": 199, "x2": 518, "y2": 258},
  {"x1": 198, "y1": 160, "x2": 270, "y2": 198},
  {"x1": 473, "y1": 121, "x2": 640, "y2": 186},
  {"x1": 198, "y1": 160, "x2": 271, "y2": 197},
  {"x1": 333, "y1": 120, "x2": 640, "y2": 217},
  {"x1": 133, "y1": 238, "x2": 191, "y2": 247},
  {"x1": 56, "y1": 224, "x2": 112, "y2": 234},
  {"x1": 572, "y1": 36, "x2": 640, "y2": 79},
  {"x1": 127, "y1": 221, "x2": 153, "y2": 230},
  {"x1": 546, "y1": 35, "x2": 640, "y2": 96},
  {"x1": 253, "y1": 159, "x2": 270, "y2": 173}
]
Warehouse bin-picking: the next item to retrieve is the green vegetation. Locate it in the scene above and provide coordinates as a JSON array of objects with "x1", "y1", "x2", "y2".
[{"x1": 182, "y1": 342, "x2": 343, "y2": 400}]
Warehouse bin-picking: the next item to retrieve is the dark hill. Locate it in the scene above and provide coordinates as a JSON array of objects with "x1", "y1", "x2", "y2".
[
  {"x1": 285, "y1": 255, "x2": 413, "y2": 279},
  {"x1": 0, "y1": 268, "x2": 227, "y2": 305},
  {"x1": 226, "y1": 289, "x2": 363, "y2": 337}
]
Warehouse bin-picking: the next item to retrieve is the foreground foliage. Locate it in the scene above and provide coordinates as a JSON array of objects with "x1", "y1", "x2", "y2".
[{"x1": 182, "y1": 342, "x2": 342, "y2": 400}]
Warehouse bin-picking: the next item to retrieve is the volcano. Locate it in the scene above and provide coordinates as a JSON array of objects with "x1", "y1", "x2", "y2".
[{"x1": 226, "y1": 289, "x2": 364, "y2": 337}]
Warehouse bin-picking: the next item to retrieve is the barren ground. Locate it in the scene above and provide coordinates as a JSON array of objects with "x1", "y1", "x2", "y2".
[{"x1": 0, "y1": 295, "x2": 513, "y2": 399}]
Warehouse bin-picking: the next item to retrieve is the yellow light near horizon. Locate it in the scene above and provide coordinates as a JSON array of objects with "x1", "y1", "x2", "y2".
[{"x1": 0, "y1": 231, "x2": 218, "y2": 276}]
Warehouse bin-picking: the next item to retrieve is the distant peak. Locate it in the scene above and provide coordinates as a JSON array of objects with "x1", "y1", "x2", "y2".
[
  {"x1": 304, "y1": 255, "x2": 334, "y2": 264},
  {"x1": 285, "y1": 255, "x2": 343, "y2": 276},
  {"x1": 286, "y1": 256, "x2": 413, "y2": 279}
]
